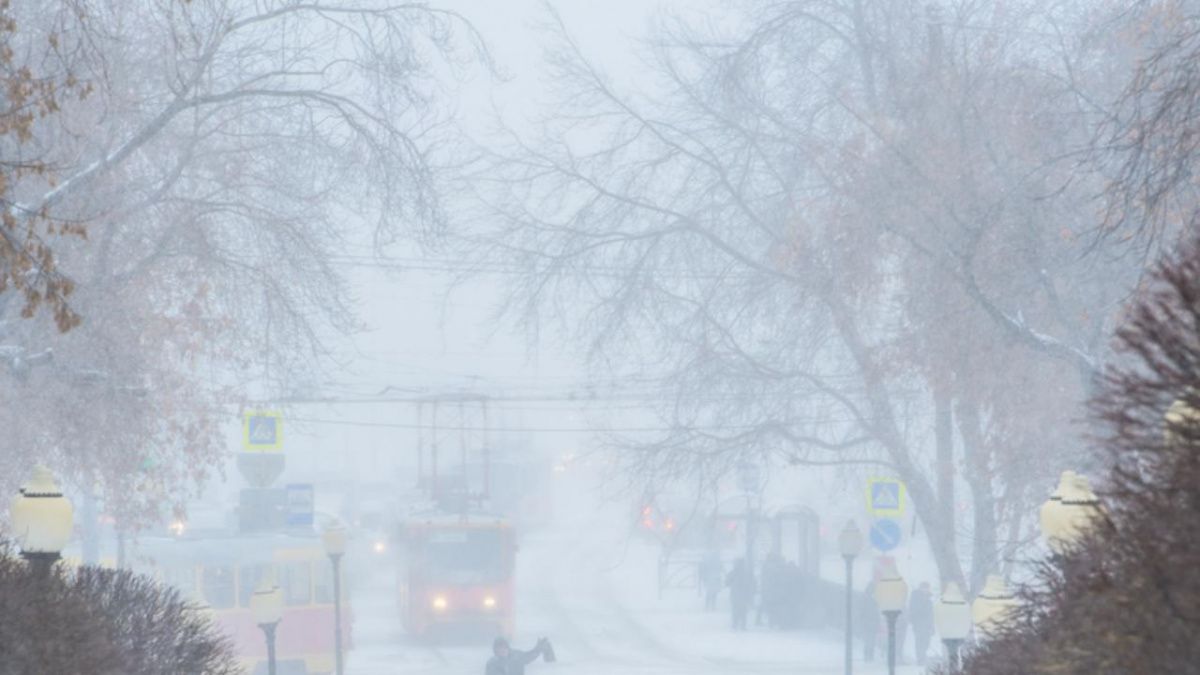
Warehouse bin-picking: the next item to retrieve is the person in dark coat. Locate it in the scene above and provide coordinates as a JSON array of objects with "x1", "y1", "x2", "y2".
[
  {"x1": 726, "y1": 558, "x2": 755, "y2": 630},
  {"x1": 778, "y1": 561, "x2": 804, "y2": 629},
  {"x1": 757, "y1": 552, "x2": 785, "y2": 627},
  {"x1": 485, "y1": 636, "x2": 547, "y2": 675},
  {"x1": 908, "y1": 582, "x2": 935, "y2": 666}
]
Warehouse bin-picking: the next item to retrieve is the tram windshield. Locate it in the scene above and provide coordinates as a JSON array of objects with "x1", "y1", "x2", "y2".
[{"x1": 420, "y1": 529, "x2": 508, "y2": 583}]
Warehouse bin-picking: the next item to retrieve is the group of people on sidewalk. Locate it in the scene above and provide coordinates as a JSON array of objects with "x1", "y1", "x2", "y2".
[
  {"x1": 700, "y1": 551, "x2": 938, "y2": 667},
  {"x1": 699, "y1": 551, "x2": 809, "y2": 631}
]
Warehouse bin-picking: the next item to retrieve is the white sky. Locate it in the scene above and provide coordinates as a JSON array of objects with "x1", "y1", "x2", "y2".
[{"x1": 275, "y1": 0, "x2": 712, "y2": 485}]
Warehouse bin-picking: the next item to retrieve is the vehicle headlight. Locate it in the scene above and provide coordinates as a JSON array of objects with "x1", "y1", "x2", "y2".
[
  {"x1": 483, "y1": 595, "x2": 497, "y2": 609},
  {"x1": 373, "y1": 540, "x2": 387, "y2": 554},
  {"x1": 432, "y1": 596, "x2": 448, "y2": 611}
]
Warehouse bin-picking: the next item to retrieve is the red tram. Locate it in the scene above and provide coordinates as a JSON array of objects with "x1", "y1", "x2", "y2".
[{"x1": 396, "y1": 513, "x2": 516, "y2": 637}]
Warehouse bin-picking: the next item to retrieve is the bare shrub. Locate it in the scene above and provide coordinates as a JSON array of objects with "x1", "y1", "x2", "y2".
[
  {"x1": 0, "y1": 550, "x2": 235, "y2": 675},
  {"x1": 961, "y1": 233, "x2": 1200, "y2": 673}
]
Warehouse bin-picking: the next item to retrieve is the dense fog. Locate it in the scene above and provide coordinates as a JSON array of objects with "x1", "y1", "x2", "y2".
[{"x1": 1, "y1": 1, "x2": 1197, "y2": 674}]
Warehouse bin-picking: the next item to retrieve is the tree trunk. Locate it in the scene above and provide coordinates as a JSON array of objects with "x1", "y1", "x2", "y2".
[
  {"x1": 826, "y1": 293, "x2": 965, "y2": 586},
  {"x1": 957, "y1": 397, "x2": 998, "y2": 594},
  {"x1": 934, "y1": 385, "x2": 956, "y2": 568}
]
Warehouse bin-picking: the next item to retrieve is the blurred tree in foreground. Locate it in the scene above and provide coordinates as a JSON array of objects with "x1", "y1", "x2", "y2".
[
  {"x1": 961, "y1": 233, "x2": 1200, "y2": 673},
  {"x1": 0, "y1": 553, "x2": 235, "y2": 674}
]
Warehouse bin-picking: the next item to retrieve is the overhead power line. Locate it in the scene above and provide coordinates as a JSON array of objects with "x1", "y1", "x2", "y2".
[{"x1": 284, "y1": 414, "x2": 831, "y2": 435}]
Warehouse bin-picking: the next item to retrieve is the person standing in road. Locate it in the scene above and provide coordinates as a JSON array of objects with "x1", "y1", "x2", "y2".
[
  {"x1": 485, "y1": 636, "x2": 548, "y2": 675},
  {"x1": 908, "y1": 582, "x2": 935, "y2": 666},
  {"x1": 757, "y1": 552, "x2": 785, "y2": 627},
  {"x1": 726, "y1": 558, "x2": 755, "y2": 631}
]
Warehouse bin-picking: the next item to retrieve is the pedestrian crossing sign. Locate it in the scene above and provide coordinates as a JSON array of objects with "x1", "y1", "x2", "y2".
[
  {"x1": 867, "y1": 478, "x2": 905, "y2": 517},
  {"x1": 243, "y1": 411, "x2": 282, "y2": 452}
]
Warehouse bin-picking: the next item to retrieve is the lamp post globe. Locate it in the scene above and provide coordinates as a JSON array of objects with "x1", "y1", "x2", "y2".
[
  {"x1": 934, "y1": 581, "x2": 971, "y2": 671},
  {"x1": 1039, "y1": 470, "x2": 1074, "y2": 551},
  {"x1": 1165, "y1": 397, "x2": 1200, "y2": 447},
  {"x1": 972, "y1": 575, "x2": 1017, "y2": 640},
  {"x1": 838, "y1": 520, "x2": 864, "y2": 675},
  {"x1": 1064, "y1": 475, "x2": 1101, "y2": 538},
  {"x1": 874, "y1": 558, "x2": 908, "y2": 675},
  {"x1": 10, "y1": 465, "x2": 74, "y2": 575},
  {"x1": 251, "y1": 579, "x2": 284, "y2": 675},
  {"x1": 322, "y1": 522, "x2": 348, "y2": 675},
  {"x1": 1041, "y1": 471, "x2": 1102, "y2": 551}
]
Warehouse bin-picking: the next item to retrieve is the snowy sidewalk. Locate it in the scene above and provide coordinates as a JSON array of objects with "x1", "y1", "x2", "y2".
[{"x1": 596, "y1": 539, "x2": 931, "y2": 674}]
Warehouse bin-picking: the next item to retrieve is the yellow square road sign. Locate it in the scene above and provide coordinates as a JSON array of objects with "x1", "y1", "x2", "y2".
[
  {"x1": 866, "y1": 477, "x2": 905, "y2": 517},
  {"x1": 243, "y1": 411, "x2": 283, "y2": 451}
]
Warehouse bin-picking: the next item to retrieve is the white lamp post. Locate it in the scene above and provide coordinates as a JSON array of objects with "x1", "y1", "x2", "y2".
[
  {"x1": 874, "y1": 558, "x2": 908, "y2": 675},
  {"x1": 737, "y1": 462, "x2": 762, "y2": 567},
  {"x1": 838, "y1": 520, "x2": 864, "y2": 675},
  {"x1": 1040, "y1": 471, "x2": 1101, "y2": 551},
  {"x1": 934, "y1": 581, "x2": 971, "y2": 671},
  {"x1": 322, "y1": 522, "x2": 347, "y2": 675},
  {"x1": 251, "y1": 577, "x2": 284, "y2": 675},
  {"x1": 972, "y1": 574, "x2": 1017, "y2": 640},
  {"x1": 10, "y1": 465, "x2": 74, "y2": 576},
  {"x1": 1165, "y1": 397, "x2": 1200, "y2": 447}
]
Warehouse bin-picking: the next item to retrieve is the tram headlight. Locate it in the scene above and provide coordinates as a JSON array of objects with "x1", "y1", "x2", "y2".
[
  {"x1": 483, "y1": 595, "x2": 497, "y2": 610},
  {"x1": 431, "y1": 595, "x2": 448, "y2": 611}
]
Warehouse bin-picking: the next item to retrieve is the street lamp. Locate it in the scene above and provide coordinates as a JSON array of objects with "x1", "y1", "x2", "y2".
[
  {"x1": 251, "y1": 577, "x2": 284, "y2": 675},
  {"x1": 838, "y1": 520, "x2": 865, "y2": 675},
  {"x1": 737, "y1": 461, "x2": 762, "y2": 566},
  {"x1": 933, "y1": 581, "x2": 971, "y2": 672},
  {"x1": 1165, "y1": 397, "x2": 1200, "y2": 447},
  {"x1": 322, "y1": 522, "x2": 347, "y2": 675},
  {"x1": 10, "y1": 465, "x2": 74, "y2": 576},
  {"x1": 1040, "y1": 471, "x2": 1101, "y2": 552},
  {"x1": 874, "y1": 558, "x2": 908, "y2": 675},
  {"x1": 972, "y1": 574, "x2": 1017, "y2": 640}
]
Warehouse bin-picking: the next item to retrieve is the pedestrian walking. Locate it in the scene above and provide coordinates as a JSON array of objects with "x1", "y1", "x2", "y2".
[
  {"x1": 908, "y1": 582, "x2": 935, "y2": 666},
  {"x1": 726, "y1": 558, "x2": 755, "y2": 631},
  {"x1": 757, "y1": 552, "x2": 784, "y2": 627},
  {"x1": 485, "y1": 636, "x2": 549, "y2": 675},
  {"x1": 776, "y1": 561, "x2": 803, "y2": 629}
]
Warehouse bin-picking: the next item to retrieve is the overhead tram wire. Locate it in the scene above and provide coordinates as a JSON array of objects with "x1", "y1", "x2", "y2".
[
  {"x1": 328, "y1": 254, "x2": 763, "y2": 281},
  {"x1": 282, "y1": 414, "x2": 839, "y2": 435}
]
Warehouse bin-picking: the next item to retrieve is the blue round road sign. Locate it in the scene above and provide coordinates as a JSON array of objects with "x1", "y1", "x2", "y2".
[{"x1": 869, "y1": 518, "x2": 902, "y2": 552}]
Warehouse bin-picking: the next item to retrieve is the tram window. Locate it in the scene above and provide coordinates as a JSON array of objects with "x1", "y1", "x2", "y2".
[
  {"x1": 423, "y1": 529, "x2": 508, "y2": 583},
  {"x1": 202, "y1": 566, "x2": 235, "y2": 609},
  {"x1": 163, "y1": 565, "x2": 197, "y2": 597},
  {"x1": 238, "y1": 564, "x2": 273, "y2": 608},
  {"x1": 314, "y1": 562, "x2": 334, "y2": 604},
  {"x1": 281, "y1": 562, "x2": 311, "y2": 605}
]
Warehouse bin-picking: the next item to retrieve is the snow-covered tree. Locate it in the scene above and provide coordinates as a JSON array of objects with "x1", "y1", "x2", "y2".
[
  {"x1": 475, "y1": 0, "x2": 1144, "y2": 589},
  {"x1": 0, "y1": 0, "x2": 485, "y2": 526}
]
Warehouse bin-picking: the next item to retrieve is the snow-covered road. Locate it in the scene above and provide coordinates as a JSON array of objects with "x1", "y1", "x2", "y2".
[{"x1": 346, "y1": 474, "x2": 929, "y2": 675}]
